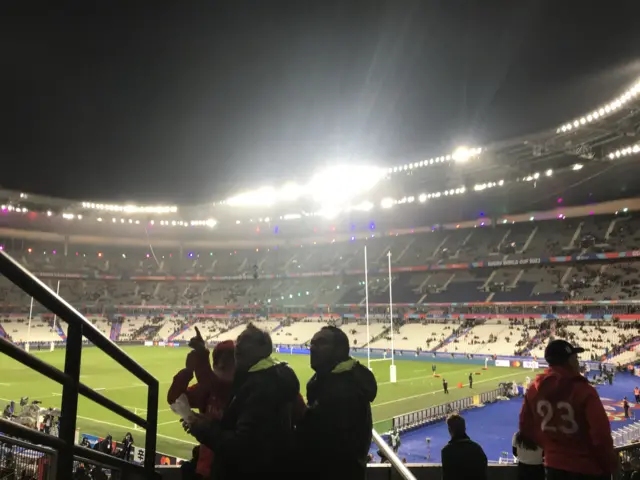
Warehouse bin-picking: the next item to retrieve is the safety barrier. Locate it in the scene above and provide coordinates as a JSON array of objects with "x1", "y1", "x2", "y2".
[
  {"x1": 0, "y1": 250, "x2": 159, "y2": 479},
  {"x1": 392, "y1": 387, "x2": 503, "y2": 430},
  {"x1": 613, "y1": 420, "x2": 640, "y2": 447}
]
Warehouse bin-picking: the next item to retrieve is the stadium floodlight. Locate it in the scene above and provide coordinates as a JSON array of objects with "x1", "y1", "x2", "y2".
[
  {"x1": 315, "y1": 207, "x2": 341, "y2": 220},
  {"x1": 572, "y1": 163, "x2": 583, "y2": 171},
  {"x1": 309, "y1": 165, "x2": 385, "y2": 202},
  {"x1": 351, "y1": 201, "x2": 374, "y2": 212},
  {"x1": 452, "y1": 146, "x2": 472, "y2": 163},
  {"x1": 82, "y1": 202, "x2": 177, "y2": 214},
  {"x1": 546, "y1": 169, "x2": 553, "y2": 177},
  {"x1": 418, "y1": 193, "x2": 427, "y2": 203},
  {"x1": 279, "y1": 182, "x2": 303, "y2": 202},
  {"x1": 226, "y1": 187, "x2": 277, "y2": 207},
  {"x1": 381, "y1": 198, "x2": 395, "y2": 209}
]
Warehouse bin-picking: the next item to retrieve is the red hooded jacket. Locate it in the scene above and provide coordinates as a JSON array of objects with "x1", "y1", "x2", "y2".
[
  {"x1": 167, "y1": 341, "x2": 235, "y2": 478},
  {"x1": 167, "y1": 341, "x2": 307, "y2": 478},
  {"x1": 519, "y1": 366, "x2": 617, "y2": 475}
]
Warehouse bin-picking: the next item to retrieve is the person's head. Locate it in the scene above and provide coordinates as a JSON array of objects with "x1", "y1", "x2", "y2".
[
  {"x1": 544, "y1": 339, "x2": 584, "y2": 373},
  {"x1": 446, "y1": 414, "x2": 466, "y2": 439},
  {"x1": 309, "y1": 326, "x2": 350, "y2": 373},
  {"x1": 212, "y1": 340, "x2": 236, "y2": 381},
  {"x1": 235, "y1": 324, "x2": 272, "y2": 372}
]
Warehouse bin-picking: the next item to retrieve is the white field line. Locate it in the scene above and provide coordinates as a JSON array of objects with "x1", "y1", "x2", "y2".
[
  {"x1": 0, "y1": 397, "x2": 195, "y2": 446},
  {"x1": 376, "y1": 365, "x2": 472, "y2": 387},
  {"x1": 157, "y1": 419, "x2": 180, "y2": 427},
  {"x1": 371, "y1": 369, "x2": 535, "y2": 425},
  {"x1": 76, "y1": 415, "x2": 197, "y2": 445},
  {"x1": 373, "y1": 369, "x2": 527, "y2": 408}
]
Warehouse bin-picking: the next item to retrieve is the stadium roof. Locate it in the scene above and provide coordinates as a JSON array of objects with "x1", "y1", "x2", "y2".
[{"x1": 1, "y1": 77, "x2": 640, "y2": 239}]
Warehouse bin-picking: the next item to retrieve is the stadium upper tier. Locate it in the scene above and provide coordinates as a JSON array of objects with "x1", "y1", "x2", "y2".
[{"x1": 2, "y1": 205, "x2": 640, "y2": 307}]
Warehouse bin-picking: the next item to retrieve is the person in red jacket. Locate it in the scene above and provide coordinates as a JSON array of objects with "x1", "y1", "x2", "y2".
[
  {"x1": 519, "y1": 339, "x2": 617, "y2": 480},
  {"x1": 167, "y1": 333, "x2": 235, "y2": 479}
]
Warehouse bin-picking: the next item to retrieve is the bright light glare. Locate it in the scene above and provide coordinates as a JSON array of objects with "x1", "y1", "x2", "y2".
[
  {"x1": 381, "y1": 198, "x2": 395, "y2": 209},
  {"x1": 279, "y1": 182, "x2": 303, "y2": 202},
  {"x1": 226, "y1": 187, "x2": 276, "y2": 207},
  {"x1": 223, "y1": 165, "x2": 385, "y2": 209},
  {"x1": 315, "y1": 206, "x2": 341, "y2": 219},
  {"x1": 310, "y1": 165, "x2": 385, "y2": 215},
  {"x1": 452, "y1": 146, "x2": 472, "y2": 163},
  {"x1": 309, "y1": 166, "x2": 384, "y2": 202},
  {"x1": 351, "y1": 201, "x2": 374, "y2": 212}
]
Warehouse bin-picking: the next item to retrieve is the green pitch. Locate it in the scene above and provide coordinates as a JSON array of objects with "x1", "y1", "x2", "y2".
[{"x1": 0, "y1": 346, "x2": 536, "y2": 459}]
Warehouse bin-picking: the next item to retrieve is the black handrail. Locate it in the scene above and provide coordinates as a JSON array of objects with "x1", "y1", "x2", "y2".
[
  {"x1": 0, "y1": 418, "x2": 151, "y2": 475},
  {"x1": 0, "y1": 250, "x2": 159, "y2": 477},
  {"x1": 0, "y1": 338, "x2": 148, "y2": 428},
  {"x1": 0, "y1": 251, "x2": 155, "y2": 385}
]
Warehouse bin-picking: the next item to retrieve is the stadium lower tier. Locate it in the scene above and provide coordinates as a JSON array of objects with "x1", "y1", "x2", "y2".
[{"x1": 2, "y1": 315, "x2": 639, "y2": 363}]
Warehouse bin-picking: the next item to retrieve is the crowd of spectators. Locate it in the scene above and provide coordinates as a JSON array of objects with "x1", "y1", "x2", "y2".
[{"x1": 172, "y1": 323, "x2": 378, "y2": 479}]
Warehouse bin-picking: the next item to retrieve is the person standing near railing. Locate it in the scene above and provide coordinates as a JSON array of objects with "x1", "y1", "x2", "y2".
[
  {"x1": 184, "y1": 324, "x2": 304, "y2": 479},
  {"x1": 167, "y1": 332, "x2": 236, "y2": 479},
  {"x1": 441, "y1": 414, "x2": 487, "y2": 480},
  {"x1": 519, "y1": 339, "x2": 617, "y2": 480},
  {"x1": 295, "y1": 326, "x2": 378, "y2": 480},
  {"x1": 512, "y1": 431, "x2": 543, "y2": 480}
]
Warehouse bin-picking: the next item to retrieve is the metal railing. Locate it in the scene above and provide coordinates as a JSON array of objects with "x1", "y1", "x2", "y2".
[
  {"x1": 392, "y1": 387, "x2": 502, "y2": 430},
  {"x1": 0, "y1": 431, "x2": 57, "y2": 479},
  {"x1": 371, "y1": 428, "x2": 416, "y2": 480},
  {"x1": 0, "y1": 250, "x2": 159, "y2": 478},
  {"x1": 615, "y1": 441, "x2": 640, "y2": 480},
  {"x1": 613, "y1": 421, "x2": 640, "y2": 447}
]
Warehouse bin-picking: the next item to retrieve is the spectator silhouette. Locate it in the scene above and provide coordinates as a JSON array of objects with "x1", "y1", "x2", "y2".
[
  {"x1": 520, "y1": 340, "x2": 616, "y2": 480},
  {"x1": 296, "y1": 325, "x2": 377, "y2": 479},
  {"x1": 167, "y1": 335, "x2": 235, "y2": 478},
  {"x1": 185, "y1": 324, "x2": 301, "y2": 479},
  {"x1": 441, "y1": 414, "x2": 488, "y2": 480}
]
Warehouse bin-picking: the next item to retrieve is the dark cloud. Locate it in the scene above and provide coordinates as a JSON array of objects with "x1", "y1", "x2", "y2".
[{"x1": 1, "y1": 0, "x2": 639, "y2": 203}]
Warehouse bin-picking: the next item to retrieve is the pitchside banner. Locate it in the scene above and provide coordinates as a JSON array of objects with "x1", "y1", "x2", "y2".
[{"x1": 494, "y1": 359, "x2": 510, "y2": 367}]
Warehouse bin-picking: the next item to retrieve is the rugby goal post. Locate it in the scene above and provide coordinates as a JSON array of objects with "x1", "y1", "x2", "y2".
[{"x1": 363, "y1": 247, "x2": 397, "y2": 383}]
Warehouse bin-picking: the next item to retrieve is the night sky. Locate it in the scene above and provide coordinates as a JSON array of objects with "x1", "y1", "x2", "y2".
[{"x1": 2, "y1": 1, "x2": 640, "y2": 204}]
